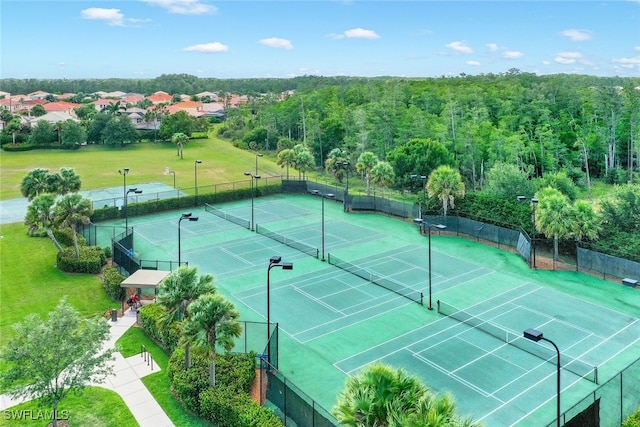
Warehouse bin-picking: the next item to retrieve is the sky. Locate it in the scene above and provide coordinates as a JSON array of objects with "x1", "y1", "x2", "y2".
[{"x1": 1, "y1": 0, "x2": 639, "y2": 80}]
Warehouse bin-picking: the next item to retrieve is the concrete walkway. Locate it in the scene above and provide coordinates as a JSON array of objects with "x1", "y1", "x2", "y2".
[{"x1": 0, "y1": 308, "x2": 174, "y2": 427}]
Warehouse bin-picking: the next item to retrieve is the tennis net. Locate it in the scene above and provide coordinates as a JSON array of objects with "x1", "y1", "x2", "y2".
[
  {"x1": 255, "y1": 224, "x2": 319, "y2": 259},
  {"x1": 205, "y1": 204, "x2": 250, "y2": 229},
  {"x1": 328, "y1": 253, "x2": 423, "y2": 305},
  {"x1": 437, "y1": 300, "x2": 598, "y2": 383}
]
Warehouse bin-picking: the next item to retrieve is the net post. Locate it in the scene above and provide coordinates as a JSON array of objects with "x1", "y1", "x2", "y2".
[
  {"x1": 327, "y1": 253, "x2": 331, "y2": 264},
  {"x1": 437, "y1": 299, "x2": 441, "y2": 313},
  {"x1": 419, "y1": 292, "x2": 424, "y2": 306}
]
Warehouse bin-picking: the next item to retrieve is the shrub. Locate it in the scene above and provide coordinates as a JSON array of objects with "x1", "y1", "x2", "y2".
[
  {"x1": 138, "y1": 304, "x2": 166, "y2": 345},
  {"x1": 56, "y1": 246, "x2": 106, "y2": 274},
  {"x1": 53, "y1": 227, "x2": 87, "y2": 247},
  {"x1": 623, "y1": 409, "x2": 640, "y2": 427},
  {"x1": 102, "y1": 266, "x2": 125, "y2": 301},
  {"x1": 103, "y1": 245, "x2": 112, "y2": 258},
  {"x1": 199, "y1": 386, "x2": 283, "y2": 427}
]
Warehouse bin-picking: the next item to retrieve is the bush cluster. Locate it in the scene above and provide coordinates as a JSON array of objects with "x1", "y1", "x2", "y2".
[
  {"x1": 53, "y1": 227, "x2": 87, "y2": 247},
  {"x1": 167, "y1": 347, "x2": 280, "y2": 426},
  {"x1": 102, "y1": 266, "x2": 125, "y2": 301},
  {"x1": 624, "y1": 409, "x2": 640, "y2": 427},
  {"x1": 56, "y1": 246, "x2": 107, "y2": 274},
  {"x1": 2, "y1": 143, "x2": 79, "y2": 152},
  {"x1": 138, "y1": 303, "x2": 181, "y2": 353}
]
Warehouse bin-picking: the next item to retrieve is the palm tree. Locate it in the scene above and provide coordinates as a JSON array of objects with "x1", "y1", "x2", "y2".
[
  {"x1": 356, "y1": 151, "x2": 379, "y2": 196},
  {"x1": 172, "y1": 132, "x2": 189, "y2": 159},
  {"x1": 48, "y1": 168, "x2": 82, "y2": 195},
  {"x1": 103, "y1": 100, "x2": 127, "y2": 116},
  {"x1": 427, "y1": 165, "x2": 465, "y2": 217},
  {"x1": 371, "y1": 161, "x2": 395, "y2": 198},
  {"x1": 21, "y1": 168, "x2": 52, "y2": 201},
  {"x1": 535, "y1": 186, "x2": 574, "y2": 266},
  {"x1": 183, "y1": 293, "x2": 242, "y2": 387},
  {"x1": 325, "y1": 147, "x2": 348, "y2": 183},
  {"x1": 571, "y1": 200, "x2": 601, "y2": 243},
  {"x1": 277, "y1": 148, "x2": 296, "y2": 179},
  {"x1": 24, "y1": 193, "x2": 64, "y2": 252},
  {"x1": 53, "y1": 193, "x2": 93, "y2": 258},
  {"x1": 157, "y1": 266, "x2": 216, "y2": 369}
]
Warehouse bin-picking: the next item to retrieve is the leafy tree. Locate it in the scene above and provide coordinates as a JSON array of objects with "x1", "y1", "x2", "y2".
[
  {"x1": 371, "y1": 161, "x2": 395, "y2": 198},
  {"x1": 333, "y1": 363, "x2": 477, "y2": 427},
  {"x1": 387, "y1": 138, "x2": 456, "y2": 190},
  {"x1": 427, "y1": 165, "x2": 465, "y2": 216},
  {"x1": 74, "y1": 103, "x2": 97, "y2": 121},
  {"x1": 294, "y1": 144, "x2": 315, "y2": 179},
  {"x1": 325, "y1": 147, "x2": 349, "y2": 183},
  {"x1": 536, "y1": 169, "x2": 579, "y2": 201},
  {"x1": 60, "y1": 120, "x2": 87, "y2": 146},
  {"x1": 5, "y1": 118, "x2": 22, "y2": 145},
  {"x1": 599, "y1": 183, "x2": 640, "y2": 233},
  {"x1": 53, "y1": 193, "x2": 93, "y2": 258},
  {"x1": 102, "y1": 115, "x2": 139, "y2": 146},
  {"x1": 534, "y1": 187, "x2": 574, "y2": 264},
  {"x1": 21, "y1": 168, "x2": 52, "y2": 200},
  {"x1": 31, "y1": 104, "x2": 46, "y2": 117},
  {"x1": 356, "y1": 151, "x2": 379, "y2": 196},
  {"x1": 157, "y1": 266, "x2": 216, "y2": 369},
  {"x1": 483, "y1": 162, "x2": 534, "y2": 200},
  {"x1": 28, "y1": 120, "x2": 56, "y2": 145},
  {"x1": 85, "y1": 112, "x2": 111, "y2": 144},
  {"x1": 159, "y1": 110, "x2": 196, "y2": 140},
  {"x1": 277, "y1": 148, "x2": 296, "y2": 178},
  {"x1": 0, "y1": 298, "x2": 114, "y2": 427},
  {"x1": 183, "y1": 293, "x2": 242, "y2": 387},
  {"x1": 172, "y1": 132, "x2": 190, "y2": 159}
]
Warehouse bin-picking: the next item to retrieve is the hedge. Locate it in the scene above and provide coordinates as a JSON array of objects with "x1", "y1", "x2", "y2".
[
  {"x1": 199, "y1": 387, "x2": 282, "y2": 427},
  {"x1": 53, "y1": 227, "x2": 87, "y2": 248},
  {"x1": 138, "y1": 303, "x2": 181, "y2": 353},
  {"x1": 623, "y1": 409, "x2": 640, "y2": 427},
  {"x1": 102, "y1": 266, "x2": 126, "y2": 301},
  {"x1": 56, "y1": 246, "x2": 106, "y2": 274},
  {"x1": 2, "y1": 142, "x2": 80, "y2": 152}
]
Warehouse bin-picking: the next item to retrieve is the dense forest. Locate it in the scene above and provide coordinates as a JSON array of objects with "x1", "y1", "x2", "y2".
[{"x1": 2, "y1": 71, "x2": 640, "y2": 263}]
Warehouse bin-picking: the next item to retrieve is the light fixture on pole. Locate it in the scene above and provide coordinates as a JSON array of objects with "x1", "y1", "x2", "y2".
[
  {"x1": 524, "y1": 328, "x2": 561, "y2": 427},
  {"x1": 255, "y1": 152, "x2": 263, "y2": 176},
  {"x1": 244, "y1": 172, "x2": 261, "y2": 231},
  {"x1": 339, "y1": 161, "x2": 350, "y2": 212},
  {"x1": 178, "y1": 212, "x2": 199, "y2": 265},
  {"x1": 267, "y1": 256, "x2": 293, "y2": 364},
  {"x1": 413, "y1": 218, "x2": 446, "y2": 310},
  {"x1": 118, "y1": 168, "x2": 129, "y2": 227},
  {"x1": 312, "y1": 190, "x2": 335, "y2": 261},
  {"x1": 124, "y1": 187, "x2": 143, "y2": 229},
  {"x1": 411, "y1": 174, "x2": 428, "y2": 222},
  {"x1": 165, "y1": 167, "x2": 176, "y2": 189},
  {"x1": 517, "y1": 196, "x2": 539, "y2": 268},
  {"x1": 194, "y1": 160, "x2": 202, "y2": 207}
]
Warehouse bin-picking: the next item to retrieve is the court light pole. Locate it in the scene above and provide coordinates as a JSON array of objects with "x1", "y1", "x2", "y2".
[
  {"x1": 267, "y1": 256, "x2": 293, "y2": 364},
  {"x1": 524, "y1": 328, "x2": 561, "y2": 427},
  {"x1": 244, "y1": 172, "x2": 261, "y2": 231},
  {"x1": 517, "y1": 196, "x2": 539, "y2": 268},
  {"x1": 119, "y1": 168, "x2": 130, "y2": 226},
  {"x1": 178, "y1": 213, "x2": 199, "y2": 265},
  {"x1": 339, "y1": 161, "x2": 350, "y2": 212},
  {"x1": 413, "y1": 218, "x2": 446, "y2": 310},
  {"x1": 312, "y1": 190, "x2": 335, "y2": 261},
  {"x1": 411, "y1": 174, "x2": 427, "y2": 222},
  {"x1": 194, "y1": 160, "x2": 202, "y2": 207},
  {"x1": 125, "y1": 187, "x2": 143, "y2": 229},
  {"x1": 255, "y1": 152, "x2": 263, "y2": 176},
  {"x1": 165, "y1": 167, "x2": 176, "y2": 188}
]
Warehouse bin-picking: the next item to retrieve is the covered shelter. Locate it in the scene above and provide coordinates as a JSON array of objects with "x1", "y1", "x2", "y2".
[{"x1": 120, "y1": 269, "x2": 170, "y2": 309}]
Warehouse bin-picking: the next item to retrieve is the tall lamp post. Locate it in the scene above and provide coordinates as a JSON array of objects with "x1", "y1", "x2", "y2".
[
  {"x1": 255, "y1": 152, "x2": 263, "y2": 176},
  {"x1": 119, "y1": 168, "x2": 129, "y2": 223},
  {"x1": 413, "y1": 218, "x2": 446, "y2": 310},
  {"x1": 125, "y1": 187, "x2": 143, "y2": 229},
  {"x1": 312, "y1": 190, "x2": 334, "y2": 261},
  {"x1": 267, "y1": 256, "x2": 293, "y2": 364},
  {"x1": 178, "y1": 212, "x2": 199, "y2": 265},
  {"x1": 524, "y1": 328, "x2": 561, "y2": 427},
  {"x1": 244, "y1": 172, "x2": 261, "y2": 231},
  {"x1": 517, "y1": 196, "x2": 539, "y2": 268},
  {"x1": 194, "y1": 160, "x2": 202, "y2": 207},
  {"x1": 339, "y1": 161, "x2": 350, "y2": 212},
  {"x1": 165, "y1": 167, "x2": 176, "y2": 188},
  {"x1": 411, "y1": 174, "x2": 427, "y2": 221}
]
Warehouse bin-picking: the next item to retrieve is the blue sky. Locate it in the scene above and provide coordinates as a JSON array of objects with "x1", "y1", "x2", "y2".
[{"x1": 1, "y1": 0, "x2": 639, "y2": 79}]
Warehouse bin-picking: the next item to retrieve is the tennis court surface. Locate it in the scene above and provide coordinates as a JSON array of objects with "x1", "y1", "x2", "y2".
[{"x1": 103, "y1": 193, "x2": 640, "y2": 426}]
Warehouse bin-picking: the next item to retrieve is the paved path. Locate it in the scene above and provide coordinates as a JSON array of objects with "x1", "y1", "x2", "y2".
[{"x1": 0, "y1": 308, "x2": 174, "y2": 427}]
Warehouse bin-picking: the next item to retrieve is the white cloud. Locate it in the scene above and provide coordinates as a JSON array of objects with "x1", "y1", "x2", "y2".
[
  {"x1": 341, "y1": 28, "x2": 380, "y2": 39},
  {"x1": 635, "y1": 46, "x2": 640, "y2": 52},
  {"x1": 81, "y1": 8, "x2": 125, "y2": 26},
  {"x1": 486, "y1": 43, "x2": 498, "y2": 52},
  {"x1": 612, "y1": 56, "x2": 640, "y2": 68},
  {"x1": 141, "y1": 0, "x2": 216, "y2": 15},
  {"x1": 467, "y1": 60, "x2": 481, "y2": 66},
  {"x1": 503, "y1": 50, "x2": 524, "y2": 59},
  {"x1": 183, "y1": 42, "x2": 229, "y2": 53},
  {"x1": 446, "y1": 41, "x2": 473, "y2": 54},
  {"x1": 560, "y1": 29, "x2": 593, "y2": 42},
  {"x1": 259, "y1": 38, "x2": 293, "y2": 50},
  {"x1": 542, "y1": 60, "x2": 551, "y2": 65},
  {"x1": 555, "y1": 51, "x2": 583, "y2": 64}
]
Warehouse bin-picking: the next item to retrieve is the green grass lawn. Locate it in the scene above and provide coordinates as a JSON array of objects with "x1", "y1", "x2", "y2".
[
  {"x1": 0, "y1": 386, "x2": 137, "y2": 427},
  {"x1": 0, "y1": 130, "x2": 285, "y2": 200}
]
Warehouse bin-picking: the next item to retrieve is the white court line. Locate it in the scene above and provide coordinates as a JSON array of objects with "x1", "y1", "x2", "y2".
[
  {"x1": 292, "y1": 285, "x2": 345, "y2": 316},
  {"x1": 220, "y1": 246, "x2": 255, "y2": 265},
  {"x1": 595, "y1": 320, "x2": 640, "y2": 367}
]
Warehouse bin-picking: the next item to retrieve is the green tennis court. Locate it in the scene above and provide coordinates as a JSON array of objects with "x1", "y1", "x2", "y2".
[{"x1": 99, "y1": 192, "x2": 640, "y2": 426}]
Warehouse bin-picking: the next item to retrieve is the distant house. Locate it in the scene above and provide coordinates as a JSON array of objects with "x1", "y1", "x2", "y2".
[
  {"x1": 166, "y1": 100, "x2": 204, "y2": 117},
  {"x1": 28, "y1": 111, "x2": 78, "y2": 125},
  {"x1": 28, "y1": 90, "x2": 50, "y2": 100},
  {"x1": 196, "y1": 91, "x2": 218, "y2": 100},
  {"x1": 93, "y1": 99, "x2": 119, "y2": 112},
  {"x1": 146, "y1": 91, "x2": 173, "y2": 104},
  {"x1": 43, "y1": 101, "x2": 82, "y2": 116}
]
